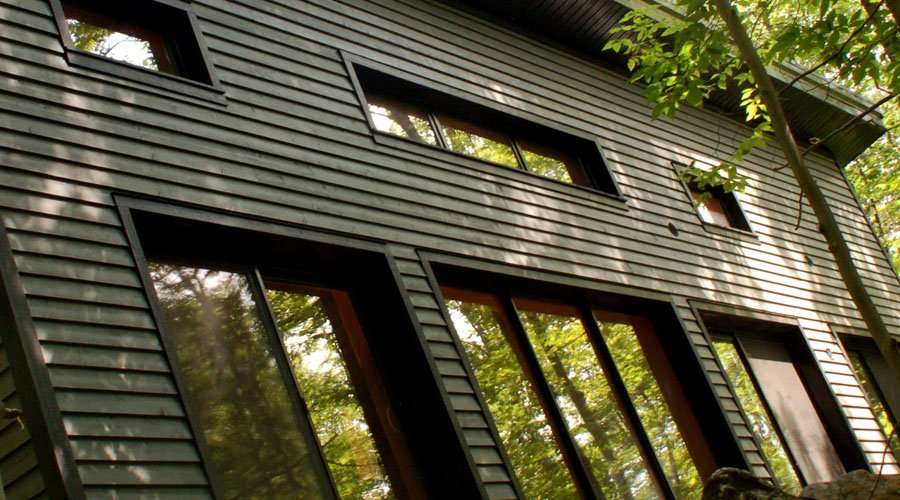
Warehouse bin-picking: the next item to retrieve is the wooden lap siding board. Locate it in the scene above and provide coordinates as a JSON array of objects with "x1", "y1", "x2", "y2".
[{"x1": 0, "y1": 0, "x2": 897, "y2": 498}]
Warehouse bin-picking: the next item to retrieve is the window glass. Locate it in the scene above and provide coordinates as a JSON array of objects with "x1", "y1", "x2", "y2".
[
  {"x1": 445, "y1": 296, "x2": 575, "y2": 499},
  {"x1": 439, "y1": 115, "x2": 519, "y2": 168},
  {"x1": 265, "y1": 286, "x2": 394, "y2": 499},
  {"x1": 149, "y1": 263, "x2": 331, "y2": 499},
  {"x1": 516, "y1": 306, "x2": 656, "y2": 499},
  {"x1": 848, "y1": 351, "x2": 900, "y2": 460},
  {"x1": 711, "y1": 338, "x2": 803, "y2": 493},
  {"x1": 597, "y1": 321, "x2": 702, "y2": 497},
  {"x1": 366, "y1": 94, "x2": 437, "y2": 145},
  {"x1": 519, "y1": 140, "x2": 577, "y2": 184},
  {"x1": 62, "y1": 2, "x2": 174, "y2": 73},
  {"x1": 691, "y1": 188, "x2": 732, "y2": 227}
]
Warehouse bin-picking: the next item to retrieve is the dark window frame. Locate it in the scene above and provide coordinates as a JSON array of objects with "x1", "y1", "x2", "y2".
[
  {"x1": 49, "y1": 0, "x2": 225, "y2": 104},
  {"x1": 343, "y1": 52, "x2": 625, "y2": 201},
  {"x1": 116, "y1": 196, "x2": 486, "y2": 500},
  {"x1": 671, "y1": 162, "x2": 755, "y2": 236},
  {"x1": 426, "y1": 254, "x2": 748, "y2": 499},
  {"x1": 696, "y1": 305, "x2": 870, "y2": 487}
]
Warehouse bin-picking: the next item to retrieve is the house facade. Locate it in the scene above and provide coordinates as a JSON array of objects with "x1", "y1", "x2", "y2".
[{"x1": 0, "y1": 0, "x2": 899, "y2": 498}]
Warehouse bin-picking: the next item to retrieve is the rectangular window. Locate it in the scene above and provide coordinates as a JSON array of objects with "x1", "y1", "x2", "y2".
[
  {"x1": 351, "y1": 62, "x2": 621, "y2": 195},
  {"x1": 50, "y1": 0, "x2": 222, "y2": 100},
  {"x1": 131, "y1": 209, "x2": 445, "y2": 499},
  {"x1": 689, "y1": 183, "x2": 752, "y2": 232},
  {"x1": 443, "y1": 288, "x2": 705, "y2": 499},
  {"x1": 710, "y1": 329, "x2": 863, "y2": 491}
]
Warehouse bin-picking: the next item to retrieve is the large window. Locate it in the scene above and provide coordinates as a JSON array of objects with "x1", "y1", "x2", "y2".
[
  {"x1": 443, "y1": 288, "x2": 705, "y2": 499},
  {"x1": 128, "y1": 208, "x2": 478, "y2": 499},
  {"x1": 351, "y1": 63, "x2": 620, "y2": 195},
  {"x1": 707, "y1": 323, "x2": 870, "y2": 491}
]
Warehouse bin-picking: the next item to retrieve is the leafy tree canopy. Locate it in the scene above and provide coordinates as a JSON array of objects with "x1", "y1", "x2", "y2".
[{"x1": 605, "y1": 0, "x2": 899, "y2": 271}]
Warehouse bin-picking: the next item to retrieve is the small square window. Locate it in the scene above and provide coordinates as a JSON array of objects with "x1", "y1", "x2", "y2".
[
  {"x1": 50, "y1": 0, "x2": 223, "y2": 101},
  {"x1": 688, "y1": 183, "x2": 752, "y2": 232}
]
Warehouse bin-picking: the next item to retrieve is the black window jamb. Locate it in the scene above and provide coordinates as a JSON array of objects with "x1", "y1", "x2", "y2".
[
  {"x1": 670, "y1": 161, "x2": 755, "y2": 236},
  {"x1": 49, "y1": 0, "x2": 225, "y2": 104}
]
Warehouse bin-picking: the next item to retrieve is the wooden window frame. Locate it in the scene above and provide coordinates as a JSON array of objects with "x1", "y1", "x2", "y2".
[
  {"x1": 116, "y1": 197, "x2": 484, "y2": 500},
  {"x1": 343, "y1": 52, "x2": 625, "y2": 201},
  {"x1": 49, "y1": 0, "x2": 225, "y2": 104},
  {"x1": 696, "y1": 305, "x2": 870, "y2": 486},
  {"x1": 428, "y1": 256, "x2": 747, "y2": 499}
]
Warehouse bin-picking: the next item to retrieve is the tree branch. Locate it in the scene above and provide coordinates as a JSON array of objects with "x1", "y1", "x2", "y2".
[{"x1": 779, "y1": 1, "x2": 884, "y2": 95}]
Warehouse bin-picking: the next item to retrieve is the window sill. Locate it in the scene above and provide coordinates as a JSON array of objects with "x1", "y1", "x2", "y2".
[
  {"x1": 371, "y1": 131, "x2": 628, "y2": 207},
  {"x1": 64, "y1": 49, "x2": 227, "y2": 105},
  {"x1": 699, "y1": 219, "x2": 759, "y2": 243}
]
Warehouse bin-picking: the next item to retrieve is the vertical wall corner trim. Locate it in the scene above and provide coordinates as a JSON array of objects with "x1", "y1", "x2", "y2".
[{"x1": 0, "y1": 224, "x2": 85, "y2": 499}]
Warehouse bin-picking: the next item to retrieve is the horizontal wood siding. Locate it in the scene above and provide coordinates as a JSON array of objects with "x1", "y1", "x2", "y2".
[{"x1": 0, "y1": 0, "x2": 898, "y2": 496}]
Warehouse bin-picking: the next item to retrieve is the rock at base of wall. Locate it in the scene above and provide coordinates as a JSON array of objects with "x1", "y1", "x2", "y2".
[
  {"x1": 802, "y1": 469, "x2": 900, "y2": 499},
  {"x1": 702, "y1": 467, "x2": 900, "y2": 500}
]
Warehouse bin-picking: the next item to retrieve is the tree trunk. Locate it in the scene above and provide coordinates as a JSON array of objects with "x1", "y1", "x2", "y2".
[{"x1": 712, "y1": 0, "x2": 900, "y2": 407}]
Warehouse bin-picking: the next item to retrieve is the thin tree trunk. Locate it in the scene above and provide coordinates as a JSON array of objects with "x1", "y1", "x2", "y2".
[{"x1": 712, "y1": 0, "x2": 900, "y2": 407}]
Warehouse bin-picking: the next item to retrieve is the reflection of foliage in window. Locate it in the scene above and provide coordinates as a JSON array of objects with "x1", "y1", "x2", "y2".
[
  {"x1": 848, "y1": 352, "x2": 900, "y2": 462},
  {"x1": 518, "y1": 310, "x2": 655, "y2": 500},
  {"x1": 441, "y1": 119, "x2": 519, "y2": 168},
  {"x1": 149, "y1": 264, "x2": 330, "y2": 499},
  {"x1": 367, "y1": 100, "x2": 437, "y2": 145},
  {"x1": 266, "y1": 289, "x2": 394, "y2": 500},
  {"x1": 66, "y1": 19, "x2": 159, "y2": 70},
  {"x1": 521, "y1": 149, "x2": 573, "y2": 183},
  {"x1": 600, "y1": 323, "x2": 701, "y2": 498},
  {"x1": 446, "y1": 300, "x2": 575, "y2": 499},
  {"x1": 711, "y1": 339, "x2": 802, "y2": 494}
]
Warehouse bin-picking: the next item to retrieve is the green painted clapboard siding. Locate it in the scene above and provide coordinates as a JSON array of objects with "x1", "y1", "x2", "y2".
[
  {"x1": 0, "y1": 0, "x2": 899, "y2": 497},
  {"x1": 0, "y1": 336, "x2": 44, "y2": 499}
]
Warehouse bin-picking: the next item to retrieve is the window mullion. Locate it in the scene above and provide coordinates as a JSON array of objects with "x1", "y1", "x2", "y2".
[
  {"x1": 429, "y1": 112, "x2": 450, "y2": 150},
  {"x1": 579, "y1": 304, "x2": 676, "y2": 500},
  {"x1": 497, "y1": 295, "x2": 605, "y2": 500},
  {"x1": 510, "y1": 138, "x2": 529, "y2": 171},
  {"x1": 247, "y1": 268, "x2": 340, "y2": 500}
]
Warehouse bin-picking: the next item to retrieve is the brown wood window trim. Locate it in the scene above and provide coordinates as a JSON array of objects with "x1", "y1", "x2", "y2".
[
  {"x1": 441, "y1": 286, "x2": 712, "y2": 499},
  {"x1": 49, "y1": 0, "x2": 225, "y2": 104},
  {"x1": 343, "y1": 55, "x2": 624, "y2": 200}
]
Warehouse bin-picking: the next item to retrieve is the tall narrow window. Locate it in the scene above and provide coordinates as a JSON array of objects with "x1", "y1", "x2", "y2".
[
  {"x1": 711, "y1": 336, "x2": 803, "y2": 493},
  {"x1": 844, "y1": 339, "x2": 900, "y2": 468},
  {"x1": 596, "y1": 318, "x2": 702, "y2": 497},
  {"x1": 444, "y1": 292, "x2": 575, "y2": 499},
  {"x1": 264, "y1": 282, "x2": 394, "y2": 499},
  {"x1": 149, "y1": 264, "x2": 333, "y2": 499}
]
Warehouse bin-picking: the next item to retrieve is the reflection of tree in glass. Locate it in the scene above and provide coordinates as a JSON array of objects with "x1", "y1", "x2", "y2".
[
  {"x1": 366, "y1": 95, "x2": 437, "y2": 145},
  {"x1": 518, "y1": 310, "x2": 655, "y2": 500},
  {"x1": 446, "y1": 300, "x2": 576, "y2": 499},
  {"x1": 149, "y1": 264, "x2": 330, "y2": 499},
  {"x1": 848, "y1": 352, "x2": 900, "y2": 461},
  {"x1": 599, "y1": 323, "x2": 701, "y2": 498},
  {"x1": 440, "y1": 116, "x2": 519, "y2": 168},
  {"x1": 66, "y1": 19, "x2": 159, "y2": 70},
  {"x1": 266, "y1": 289, "x2": 394, "y2": 500},
  {"x1": 712, "y1": 339, "x2": 802, "y2": 494}
]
